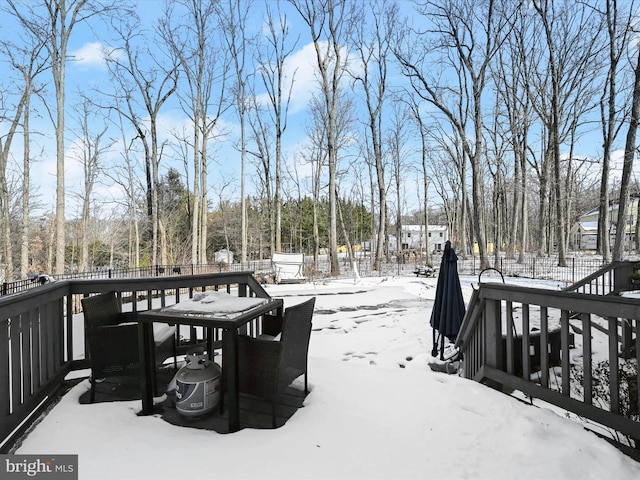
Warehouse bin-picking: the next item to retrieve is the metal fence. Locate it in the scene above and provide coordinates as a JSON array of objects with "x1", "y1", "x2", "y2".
[
  {"x1": 456, "y1": 256, "x2": 610, "y2": 285},
  {"x1": 310, "y1": 254, "x2": 615, "y2": 287},
  {"x1": 1, "y1": 254, "x2": 630, "y2": 297}
]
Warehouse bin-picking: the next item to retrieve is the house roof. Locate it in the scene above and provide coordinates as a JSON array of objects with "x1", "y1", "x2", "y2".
[
  {"x1": 579, "y1": 197, "x2": 639, "y2": 222},
  {"x1": 403, "y1": 224, "x2": 447, "y2": 231},
  {"x1": 577, "y1": 221, "x2": 598, "y2": 232}
]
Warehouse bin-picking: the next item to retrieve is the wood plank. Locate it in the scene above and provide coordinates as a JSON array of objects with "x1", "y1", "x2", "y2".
[
  {"x1": 0, "y1": 319, "x2": 9, "y2": 417},
  {"x1": 21, "y1": 312, "x2": 32, "y2": 399},
  {"x1": 608, "y1": 316, "x2": 619, "y2": 414},
  {"x1": 582, "y1": 313, "x2": 592, "y2": 405},
  {"x1": 479, "y1": 365, "x2": 640, "y2": 440},
  {"x1": 479, "y1": 283, "x2": 640, "y2": 320},
  {"x1": 636, "y1": 322, "x2": 640, "y2": 415},
  {"x1": 540, "y1": 307, "x2": 548, "y2": 388},
  {"x1": 32, "y1": 309, "x2": 41, "y2": 391},
  {"x1": 484, "y1": 299, "x2": 501, "y2": 371},
  {"x1": 53, "y1": 299, "x2": 63, "y2": 370},
  {"x1": 522, "y1": 305, "x2": 531, "y2": 379},
  {"x1": 44, "y1": 302, "x2": 54, "y2": 380},
  {"x1": 10, "y1": 315, "x2": 21, "y2": 412},
  {"x1": 506, "y1": 301, "x2": 514, "y2": 376},
  {"x1": 561, "y1": 310, "x2": 570, "y2": 396}
]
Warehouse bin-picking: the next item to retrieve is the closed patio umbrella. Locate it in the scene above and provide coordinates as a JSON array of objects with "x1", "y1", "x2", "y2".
[{"x1": 430, "y1": 241, "x2": 466, "y2": 360}]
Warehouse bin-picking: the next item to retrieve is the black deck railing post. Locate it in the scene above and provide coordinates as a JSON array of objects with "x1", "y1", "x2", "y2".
[{"x1": 484, "y1": 298, "x2": 502, "y2": 389}]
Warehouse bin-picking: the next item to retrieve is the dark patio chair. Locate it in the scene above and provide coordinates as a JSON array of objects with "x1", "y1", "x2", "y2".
[
  {"x1": 81, "y1": 291, "x2": 176, "y2": 402},
  {"x1": 233, "y1": 297, "x2": 316, "y2": 427}
]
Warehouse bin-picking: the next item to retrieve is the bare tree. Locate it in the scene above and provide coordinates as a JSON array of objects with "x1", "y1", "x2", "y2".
[
  {"x1": 6, "y1": 0, "x2": 125, "y2": 275},
  {"x1": 291, "y1": 0, "x2": 355, "y2": 276},
  {"x1": 216, "y1": 0, "x2": 252, "y2": 262},
  {"x1": 406, "y1": 96, "x2": 432, "y2": 265},
  {"x1": 612, "y1": 44, "x2": 640, "y2": 260},
  {"x1": 0, "y1": 35, "x2": 46, "y2": 279},
  {"x1": 105, "y1": 16, "x2": 179, "y2": 267},
  {"x1": 387, "y1": 101, "x2": 410, "y2": 261},
  {"x1": 427, "y1": 123, "x2": 470, "y2": 253},
  {"x1": 106, "y1": 104, "x2": 143, "y2": 268},
  {"x1": 14, "y1": 42, "x2": 48, "y2": 279},
  {"x1": 71, "y1": 96, "x2": 112, "y2": 272},
  {"x1": 348, "y1": 0, "x2": 395, "y2": 271},
  {"x1": 159, "y1": 0, "x2": 230, "y2": 265},
  {"x1": 301, "y1": 96, "x2": 328, "y2": 268},
  {"x1": 246, "y1": 91, "x2": 276, "y2": 255},
  {"x1": 484, "y1": 101, "x2": 510, "y2": 263},
  {"x1": 530, "y1": 0, "x2": 602, "y2": 265},
  {"x1": 594, "y1": 0, "x2": 637, "y2": 260},
  {"x1": 254, "y1": 0, "x2": 298, "y2": 255},
  {"x1": 492, "y1": 11, "x2": 535, "y2": 263},
  {"x1": 395, "y1": 0, "x2": 512, "y2": 269}
]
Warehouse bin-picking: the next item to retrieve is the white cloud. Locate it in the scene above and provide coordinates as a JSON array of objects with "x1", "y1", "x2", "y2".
[
  {"x1": 256, "y1": 41, "x2": 357, "y2": 116},
  {"x1": 69, "y1": 42, "x2": 109, "y2": 71},
  {"x1": 285, "y1": 42, "x2": 321, "y2": 114}
]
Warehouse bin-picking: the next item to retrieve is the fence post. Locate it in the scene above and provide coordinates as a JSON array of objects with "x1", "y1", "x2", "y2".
[{"x1": 532, "y1": 257, "x2": 536, "y2": 278}]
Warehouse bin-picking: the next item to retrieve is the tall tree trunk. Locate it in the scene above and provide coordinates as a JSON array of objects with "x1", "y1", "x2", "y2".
[
  {"x1": 612, "y1": 46, "x2": 640, "y2": 260},
  {"x1": 598, "y1": 0, "x2": 633, "y2": 261},
  {"x1": 21, "y1": 91, "x2": 31, "y2": 278},
  {"x1": 292, "y1": 0, "x2": 350, "y2": 276},
  {"x1": 0, "y1": 91, "x2": 25, "y2": 280},
  {"x1": 518, "y1": 145, "x2": 529, "y2": 263}
]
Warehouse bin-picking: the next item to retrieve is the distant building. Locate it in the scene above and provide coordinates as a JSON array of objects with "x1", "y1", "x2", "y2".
[
  {"x1": 400, "y1": 224, "x2": 448, "y2": 253},
  {"x1": 361, "y1": 225, "x2": 448, "y2": 253},
  {"x1": 571, "y1": 198, "x2": 638, "y2": 250}
]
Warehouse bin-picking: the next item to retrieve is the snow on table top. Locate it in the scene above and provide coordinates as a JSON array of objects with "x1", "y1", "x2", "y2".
[{"x1": 161, "y1": 290, "x2": 267, "y2": 317}]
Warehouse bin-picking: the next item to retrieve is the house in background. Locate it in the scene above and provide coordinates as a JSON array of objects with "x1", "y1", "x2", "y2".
[
  {"x1": 360, "y1": 225, "x2": 448, "y2": 254},
  {"x1": 400, "y1": 224, "x2": 448, "y2": 253},
  {"x1": 571, "y1": 197, "x2": 639, "y2": 250}
]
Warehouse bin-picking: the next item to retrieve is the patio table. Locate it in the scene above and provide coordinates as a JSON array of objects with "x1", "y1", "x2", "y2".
[{"x1": 137, "y1": 295, "x2": 284, "y2": 432}]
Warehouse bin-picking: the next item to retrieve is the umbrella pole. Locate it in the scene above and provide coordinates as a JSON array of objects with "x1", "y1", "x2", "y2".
[
  {"x1": 439, "y1": 333, "x2": 446, "y2": 361},
  {"x1": 431, "y1": 329, "x2": 439, "y2": 357}
]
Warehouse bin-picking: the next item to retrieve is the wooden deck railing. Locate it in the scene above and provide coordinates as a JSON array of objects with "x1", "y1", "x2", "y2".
[
  {"x1": 0, "y1": 271, "x2": 270, "y2": 452},
  {"x1": 563, "y1": 260, "x2": 638, "y2": 360},
  {"x1": 456, "y1": 280, "x2": 640, "y2": 452},
  {"x1": 562, "y1": 260, "x2": 635, "y2": 295}
]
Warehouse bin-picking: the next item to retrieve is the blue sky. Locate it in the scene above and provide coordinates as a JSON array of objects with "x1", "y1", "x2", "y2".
[
  {"x1": 2, "y1": 0, "x2": 638, "y2": 221},
  {"x1": 2, "y1": 1, "x2": 331, "y2": 218}
]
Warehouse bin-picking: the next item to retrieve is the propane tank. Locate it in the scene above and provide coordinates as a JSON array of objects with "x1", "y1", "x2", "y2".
[{"x1": 175, "y1": 352, "x2": 221, "y2": 417}]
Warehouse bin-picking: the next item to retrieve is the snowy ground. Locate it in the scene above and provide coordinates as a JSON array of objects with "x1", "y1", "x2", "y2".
[{"x1": 14, "y1": 275, "x2": 640, "y2": 479}]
